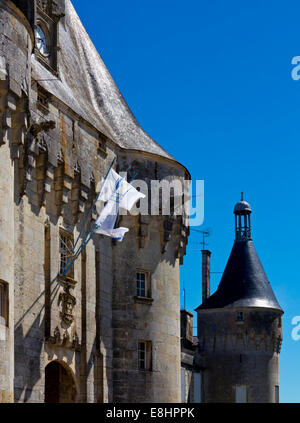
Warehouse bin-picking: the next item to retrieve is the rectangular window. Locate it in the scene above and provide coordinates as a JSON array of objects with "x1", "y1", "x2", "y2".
[
  {"x1": 235, "y1": 385, "x2": 247, "y2": 403},
  {"x1": 97, "y1": 133, "x2": 107, "y2": 155},
  {"x1": 138, "y1": 341, "x2": 146, "y2": 370},
  {"x1": 235, "y1": 311, "x2": 244, "y2": 322},
  {"x1": 138, "y1": 340, "x2": 152, "y2": 371},
  {"x1": 136, "y1": 271, "x2": 150, "y2": 297},
  {"x1": 37, "y1": 84, "x2": 50, "y2": 114},
  {"x1": 59, "y1": 230, "x2": 74, "y2": 278},
  {"x1": 275, "y1": 386, "x2": 279, "y2": 403},
  {"x1": 0, "y1": 281, "x2": 8, "y2": 326}
]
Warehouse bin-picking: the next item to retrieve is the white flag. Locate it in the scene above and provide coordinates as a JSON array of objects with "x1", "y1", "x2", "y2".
[{"x1": 94, "y1": 169, "x2": 145, "y2": 242}]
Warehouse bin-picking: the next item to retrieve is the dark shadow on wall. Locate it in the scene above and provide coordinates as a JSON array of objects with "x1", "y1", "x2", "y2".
[
  {"x1": 14, "y1": 313, "x2": 45, "y2": 403},
  {"x1": 14, "y1": 278, "x2": 60, "y2": 403},
  {"x1": 10, "y1": 0, "x2": 35, "y2": 29}
]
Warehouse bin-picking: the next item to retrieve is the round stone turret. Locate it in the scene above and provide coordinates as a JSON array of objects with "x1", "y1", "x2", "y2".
[{"x1": 195, "y1": 198, "x2": 283, "y2": 403}]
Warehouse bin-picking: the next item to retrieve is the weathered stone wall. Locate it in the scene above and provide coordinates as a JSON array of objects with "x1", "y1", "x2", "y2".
[
  {"x1": 13, "y1": 96, "x2": 117, "y2": 402},
  {"x1": 0, "y1": 0, "x2": 189, "y2": 403},
  {"x1": 196, "y1": 308, "x2": 283, "y2": 403},
  {"x1": 112, "y1": 213, "x2": 182, "y2": 402},
  {"x1": 111, "y1": 153, "x2": 188, "y2": 403}
]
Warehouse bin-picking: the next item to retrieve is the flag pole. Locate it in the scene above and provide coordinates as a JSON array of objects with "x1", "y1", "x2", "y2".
[
  {"x1": 61, "y1": 158, "x2": 115, "y2": 277},
  {"x1": 62, "y1": 170, "x2": 139, "y2": 276},
  {"x1": 72, "y1": 157, "x2": 116, "y2": 253}
]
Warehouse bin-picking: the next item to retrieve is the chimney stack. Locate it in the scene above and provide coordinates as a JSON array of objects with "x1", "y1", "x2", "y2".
[{"x1": 202, "y1": 250, "x2": 211, "y2": 303}]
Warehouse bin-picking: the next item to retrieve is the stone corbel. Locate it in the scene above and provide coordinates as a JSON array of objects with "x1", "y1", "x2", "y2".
[
  {"x1": 173, "y1": 219, "x2": 189, "y2": 264},
  {"x1": 71, "y1": 164, "x2": 90, "y2": 219},
  {"x1": 161, "y1": 217, "x2": 174, "y2": 254},
  {"x1": 0, "y1": 93, "x2": 15, "y2": 147},
  {"x1": 54, "y1": 155, "x2": 72, "y2": 214},
  {"x1": 29, "y1": 120, "x2": 56, "y2": 138},
  {"x1": 62, "y1": 174, "x2": 72, "y2": 205},
  {"x1": 25, "y1": 138, "x2": 37, "y2": 183},
  {"x1": 11, "y1": 98, "x2": 29, "y2": 158},
  {"x1": 45, "y1": 162, "x2": 54, "y2": 194},
  {"x1": 22, "y1": 119, "x2": 55, "y2": 188},
  {"x1": 79, "y1": 185, "x2": 89, "y2": 213}
]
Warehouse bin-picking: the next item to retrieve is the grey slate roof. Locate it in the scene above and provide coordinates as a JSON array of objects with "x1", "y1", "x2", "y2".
[
  {"x1": 32, "y1": 0, "x2": 175, "y2": 161},
  {"x1": 196, "y1": 240, "x2": 282, "y2": 312}
]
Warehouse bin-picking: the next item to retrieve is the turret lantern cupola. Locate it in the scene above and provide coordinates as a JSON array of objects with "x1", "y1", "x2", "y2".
[{"x1": 234, "y1": 192, "x2": 252, "y2": 241}]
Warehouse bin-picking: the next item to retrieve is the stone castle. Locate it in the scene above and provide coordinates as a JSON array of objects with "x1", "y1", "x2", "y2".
[
  {"x1": 0, "y1": 0, "x2": 283, "y2": 404},
  {"x1": 0, "y1": 0, "x2": 190, "y2": 402}
]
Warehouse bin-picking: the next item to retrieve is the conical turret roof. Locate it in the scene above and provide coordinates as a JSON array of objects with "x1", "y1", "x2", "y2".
[{"x1": 197, "y1": 240, "x2": 282, "y2": 311}]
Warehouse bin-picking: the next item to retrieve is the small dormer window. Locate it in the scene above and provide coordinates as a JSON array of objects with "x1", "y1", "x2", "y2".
[
  {"x1": 236, "y1": 311, "x2": 244, "y2": 322},
  {"x1": 35, "y1": 1, "x2": 63, "y2": 76},
  {"x1": 36, "y1": 25, "x2": 49, "y2": 56},
  {"x1": 97, "y1": 133, "x2": 107, "y2": 155},
  {"x1": 37, "y1": 84, "x2": 50, "y2": 114}
]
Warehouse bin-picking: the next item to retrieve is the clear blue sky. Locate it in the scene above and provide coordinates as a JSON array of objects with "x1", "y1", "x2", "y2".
[{"x1": 72, "y1": 0, "x2": 300, "y2": 403}]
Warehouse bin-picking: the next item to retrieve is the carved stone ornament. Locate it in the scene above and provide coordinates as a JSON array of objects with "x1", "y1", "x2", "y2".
[
  {"x1": 30, "y1": 120, "x2": 55, "y2": 138},
  {"x1": 62, "y1": 330, "x2": 70, "y2": 347},
  {"x1": 37, "y1": 0, "x2": 65, "y2": 18},
  {"x1": 72, "y1": 332, "x2": 79, "y2": 349},
  {"x1": 48, "y1": 325, "x2": 80, "y2": 350},
  {"x1": 37, "y1": 134, "x2": 48, "y2": 152},
  {"x1": 54, "y1": 326, "x2": 61, "y2": 343},
  {"x1": 58, "y1": 279, "x2": 76, "y2": 327},
  {"x1": 37, "y1": 0, "x2": 51, "y2": 15}
]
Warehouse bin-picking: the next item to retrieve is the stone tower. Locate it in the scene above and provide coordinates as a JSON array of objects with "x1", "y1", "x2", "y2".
[
  {"x1": 195, "y1": 195, "x2": 283, "y2": 403},
  {"x1": 0, "y1": 0, "x2": 189, "y2": 402}
]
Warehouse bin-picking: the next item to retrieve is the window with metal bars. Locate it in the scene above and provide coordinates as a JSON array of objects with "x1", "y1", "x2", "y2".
[{"x1": 59, "y1": 230, "x2": 74, "y2": 278}]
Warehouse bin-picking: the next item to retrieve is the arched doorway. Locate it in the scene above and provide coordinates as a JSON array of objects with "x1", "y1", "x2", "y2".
[{"x1": 45, "y1": 361, "x2": 77, "y2": 403}]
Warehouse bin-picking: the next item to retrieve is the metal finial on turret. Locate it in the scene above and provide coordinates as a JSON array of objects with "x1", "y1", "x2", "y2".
[{"x1": 241, "y1": 192, "x2": 244, "y2": 201}]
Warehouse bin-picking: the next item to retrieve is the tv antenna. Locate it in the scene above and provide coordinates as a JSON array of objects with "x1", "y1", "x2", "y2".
[{"x1": 190, "y1": 228, "x2": 211, "y2": 250}]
